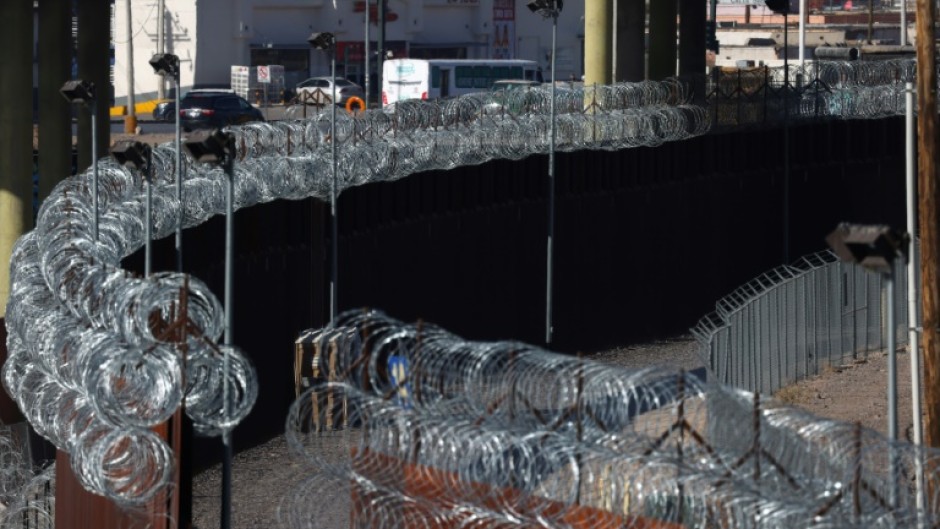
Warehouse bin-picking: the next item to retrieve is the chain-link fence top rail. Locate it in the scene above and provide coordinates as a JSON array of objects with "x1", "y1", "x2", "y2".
[
  {"x1": 0, "y1": 60, "x2": 918, "y2": 506},
  {"x1": 282, "y1": 309, "x2": 940, "y2": 529},
  {"x1": 691, "y1": 249, "x2": 912, "y2": 395}
]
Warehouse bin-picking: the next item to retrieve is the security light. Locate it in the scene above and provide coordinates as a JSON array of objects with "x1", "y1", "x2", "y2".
[
  {"x1": 825, "y1": 223, "x2": 909, "y2": 274},
  {"x1": 60, "y1": 79, "x2": 96, "y2": 104},
  {"x1": 110, "y1": 140, "x2": 152, "y2": 173},
  {"x1": 149, "y1": 53, "x2": 180, "y2": 78},
  {"x1": 308, "y1": 32, "x2": 336, "y2": 50},
  {"x1": 527, "y1": 0, "x2": 562, "y2": 17},
  {"x1": 764, "y1": 0, "x2": 790, "y2": 15},
  {"x1": 183, "y1": 129, "x2": 235, "y2": 165}
]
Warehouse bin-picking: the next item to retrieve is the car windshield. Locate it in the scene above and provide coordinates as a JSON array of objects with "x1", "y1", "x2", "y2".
[{"x1": 335, "y1": 79, "x2": 355, "y2": 87}]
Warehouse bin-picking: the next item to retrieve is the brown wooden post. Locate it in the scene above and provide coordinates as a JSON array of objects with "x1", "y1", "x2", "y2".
[{"x1": 916, "y1": 0, "x2": 940, "y2": 453}]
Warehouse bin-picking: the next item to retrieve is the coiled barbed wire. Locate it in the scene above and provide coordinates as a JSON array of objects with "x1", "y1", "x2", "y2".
[
  {"x1": 0, "y1": 463, "x2": 55, "y2": 529},
  {"x1": 282, "y1": 310, "x2": 940, "y2": 528},
  {"x1": 2, "y1": 62, "x2": 921, "y2": 506}
]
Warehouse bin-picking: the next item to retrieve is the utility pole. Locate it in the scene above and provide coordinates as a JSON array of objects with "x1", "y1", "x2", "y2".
[
  {"x1": 915, "y1": 0, "x2": 940, "y2": 454},
  {"x1": 377, "y1": 0, "x2": 385, "y2": 107},
  {"x1": 125, "y1": 0, "x2": 137, "y2": 133},
  {"x1": 157, "y1": 0, "x2": 166, "y2": 101}
]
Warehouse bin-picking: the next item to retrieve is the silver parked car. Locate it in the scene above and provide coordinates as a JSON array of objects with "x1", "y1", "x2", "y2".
[{"x1": 295, "y1": 77, "x2": 365, "y2": 106}]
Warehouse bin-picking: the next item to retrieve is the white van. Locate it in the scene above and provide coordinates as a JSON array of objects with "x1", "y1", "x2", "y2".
[{"x1": 382, "y1": 59, "x2": 542, "y2": 105}]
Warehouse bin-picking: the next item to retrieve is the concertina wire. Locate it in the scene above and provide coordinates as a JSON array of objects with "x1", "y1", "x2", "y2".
[
  {"x1": 282, "y1": 309, "x2": 940, "y2": 529},
  {"x1": 1, "y1": 59, "x2": 923, "y2": 508}
]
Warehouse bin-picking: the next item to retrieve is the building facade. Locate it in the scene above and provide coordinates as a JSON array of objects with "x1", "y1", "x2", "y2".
[{"x1": 112, "y1": 0, "x2": 586, "y2": 104}]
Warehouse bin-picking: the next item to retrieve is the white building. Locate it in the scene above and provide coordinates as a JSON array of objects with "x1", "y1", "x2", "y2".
[{"x1": 112, "y1": 0, "x2": 585, "y2": 104}]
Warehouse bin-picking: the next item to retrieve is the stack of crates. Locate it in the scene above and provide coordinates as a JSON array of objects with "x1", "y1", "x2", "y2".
[{"x1": 231, "y1": 65, "x2": 286, "y2": 105}]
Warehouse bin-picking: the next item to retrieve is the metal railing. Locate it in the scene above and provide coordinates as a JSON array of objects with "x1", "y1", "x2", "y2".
[{"x1": 692, "y1": 249, "x2": 914, "y2": 395}]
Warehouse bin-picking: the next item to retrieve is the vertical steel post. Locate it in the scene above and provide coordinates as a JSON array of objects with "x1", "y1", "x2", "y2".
[
  {"x1": 124, "y1": 0, "x2": 137, "y2": 132},
  {"x1": 798, "y1": 0, "x2": 806, "y2": 67},
  {"x1": 221, "y1": 151, "x2": 234, "y2": 529},
  {"x1": 900, "y1": 0, "x2": 907, "y2": 45},
  {"x1": 887, "y1": 261, "x2": 899, "y2": 510},
  {"x1": 546, "y1": 8, "x2": 557, "y2": 344},
  {"x1": 783, "y1": 13, "x2": 790, "y2": 264},
  {"x1": 145, "y1": 162, "x2": 152, "y2": 277},
  {"x1": 331, "y1": 50, "x2": 338, "y2": 322},
  {"x1": 906, "y1": 80, "x2": 926, "y2": 517},
  {"x1": 175, "y1": 76, "x2": 183, "y2": 272},
  {"x1": 365, "y1": 0, "x2": 371, "y2": 105},
  {"x1": 91, "y1": 102, "x2": 99, "y2": 241}
]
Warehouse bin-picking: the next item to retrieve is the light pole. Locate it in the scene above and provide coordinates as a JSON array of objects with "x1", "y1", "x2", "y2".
[
  {"x1": 826, "y1": 223, "x2": 910, "y2": 511},
  {"x1": 110, "y1": 141, "x2": 154, "y2": 277},
  {"x1": 528, "y1": 0, "x2": 562, "y2": 344},
  {"x1": 60, "y1": 79, "x2": 99, "y2": 241},
  {"x1": 309, "y1": 32, "x2": 339, "y2": 322},
  {"x1": 149, "y1": 53, "x2": 183, "y2": 272},
  {"x1": 364, "y1": 0, "x2": 371, "y2": 106},
  {"x1": 183, "y1": 129, "x2": 237, "y2": 529}
]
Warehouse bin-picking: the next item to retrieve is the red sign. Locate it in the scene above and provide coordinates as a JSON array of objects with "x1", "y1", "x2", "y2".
[{"x1": 353, "y1": 1, "x2": 399, "y2": 23}]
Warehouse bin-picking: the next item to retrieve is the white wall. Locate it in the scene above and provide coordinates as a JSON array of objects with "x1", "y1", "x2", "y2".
[
  {"x1": 113, "y1": 0, "x2": 588, "y2": 102},
  {"x1": 113, "y1": 0, "x2": 198, "y2": 104}
]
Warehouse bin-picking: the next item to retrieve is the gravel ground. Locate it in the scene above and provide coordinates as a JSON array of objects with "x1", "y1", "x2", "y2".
[{"x1": 190, "y1": 334, "x2": 704, "y2": 529}]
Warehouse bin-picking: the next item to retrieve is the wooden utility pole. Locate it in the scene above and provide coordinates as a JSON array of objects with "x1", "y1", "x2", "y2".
[{"x1": 916, "y1": 0, "x2": 940, "y2": 450}]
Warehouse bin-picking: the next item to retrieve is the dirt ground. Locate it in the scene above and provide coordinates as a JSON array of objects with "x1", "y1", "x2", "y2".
[{"x1": 772, "y1": 346, "x2": 919, "y2": 441}]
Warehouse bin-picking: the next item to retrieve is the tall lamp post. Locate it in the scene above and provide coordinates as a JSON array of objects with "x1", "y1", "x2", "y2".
[
  {"x1": 528, "y1": 0, "x2": 562, "y2": 344},
  {"x1": 826, "y1": 223, "x2": 910, "y2": 510},
  {"x1": 110, "y1": 141, "x2": 154, "y2": 277},
  {"x1": 183, "y1": 129, "x2": 237, "y2": 529},
  {"x1": 309, "y1": 31, "x2": 339, "y2": 322},
  {"x1": 149, "y1": 53, "x2": 184, "y2": 272},
  {"x1": 60, "y1": 79, "x2": 99, "y2": 241}
]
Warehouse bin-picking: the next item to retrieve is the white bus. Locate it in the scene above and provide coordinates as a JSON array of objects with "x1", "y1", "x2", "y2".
[{"x1": 382, "y1": 59, "x2": 543, "y2": 104}]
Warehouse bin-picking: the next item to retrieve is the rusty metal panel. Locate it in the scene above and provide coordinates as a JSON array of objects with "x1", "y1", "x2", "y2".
[
  {"x1": 0, "y1": 318, "x2": 25, "y2": 424},
  {"x1": 54, "y1": 422, "x2": 173, "y2": 529}
]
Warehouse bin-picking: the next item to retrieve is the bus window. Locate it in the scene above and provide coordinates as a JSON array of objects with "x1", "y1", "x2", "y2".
[
  {"x1": 431, "y1": 66, "x2": 441, "y2": 89},
  {"x1": 509, "y1": 66, "x2": 523, "y2": 79},
  {"x1": 492, "y1": 66, "x2": 509, "y2": 79},
  {"x1": 473, "y1": 65, "x2": 491, "y2": 89},
  {"x1": 455, "y1": 66, "x2": 474, "y2": 88}
]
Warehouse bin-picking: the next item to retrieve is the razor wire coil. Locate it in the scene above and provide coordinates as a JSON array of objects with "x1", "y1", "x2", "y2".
[{"x1": 1, "y1": 60, "x2": 924, "y2": 506}]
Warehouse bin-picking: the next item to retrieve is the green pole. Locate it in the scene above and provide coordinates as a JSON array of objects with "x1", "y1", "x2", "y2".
[
  {"x1": 38, "y1": 0, "x2": 72, "y2": 203},
  {"x1": 0, "y1": 0, "x2": 34, "y2": 317}
]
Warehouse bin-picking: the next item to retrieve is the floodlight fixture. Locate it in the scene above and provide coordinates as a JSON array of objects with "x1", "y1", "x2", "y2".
[
  {"x1": 825, "y1": 223, "x2": 909, "y2": 275},
  {"x1": 60, "y1": 79, "x2": 96, "y2": 104},
  {"x1": 765, "y1": 0, "x2": 790, "y2": 15},
  {"x1": 149, "y1": 53, "x2": 180, "y2": 79},
  {"x1": 527, "y1": 0, "x2": 562, "y2": 18},
  {"x1": 308, "y1": 32, "x2": 336, "y2": 50},
  {"x1": 110, "y1": 140, "x2": 153, "y2": 174},
  {"x1": 183, "y1": 129, "x2": 235, "y2": 166}
]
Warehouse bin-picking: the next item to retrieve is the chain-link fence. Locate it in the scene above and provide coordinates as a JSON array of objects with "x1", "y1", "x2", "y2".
[{"x1": 692, "y1": 250, "x2": 915, "y2": 395}]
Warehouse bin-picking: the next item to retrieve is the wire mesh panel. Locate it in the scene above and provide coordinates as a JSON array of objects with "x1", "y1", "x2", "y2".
[{"x1": 693, "y1": 250, "x2": 913, "y2": 396}]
